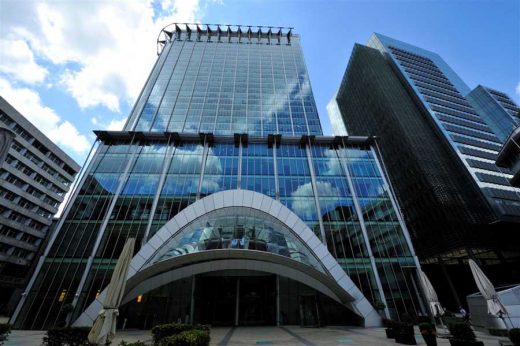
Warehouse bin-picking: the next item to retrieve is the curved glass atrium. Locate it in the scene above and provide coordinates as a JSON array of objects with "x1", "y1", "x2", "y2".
[{"x1": 147, "y1": 207, "x2": 325, "y2": 272}]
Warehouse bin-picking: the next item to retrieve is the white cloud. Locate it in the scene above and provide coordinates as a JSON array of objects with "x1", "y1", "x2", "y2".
[
  {"x1": 0, "y1": 78, "x2": 90, "y2": 154},
  {"x1": 0, "y1": 37, "x2": 48, "y2": 84},
  {"x1": 516, "y1": 82, "x2": 520, "y2": 97},
  {"x1": 88, "y1": 116, "x2": 127, "y2": 131},
  {"x1": 1, "y1": 0, "x2": 204, "y2": 112},
  {"x1": 107, "y1": 118, "x2": 127, "y2": 131}
]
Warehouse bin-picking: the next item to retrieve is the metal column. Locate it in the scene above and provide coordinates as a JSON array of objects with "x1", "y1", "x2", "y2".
[
  {"x1": 276, "y1": 275, "x2": 280, "y2": 326},
  {"x1": 304, "y1": 139, "x2": 327, "y2": 243},
  {"x1": 68, "y1": 142, "x2": 140, "y2": 317},
  {"x1": 371, "y1": 142, "x2": 429, "y2": 315},
  {"x1": 235, "y1": 278, "x2": 240, "y2": 326},
  {"x1": 10, "y1": 140, "x2": 101, "y2": 325},
  {"x1": 142, "y1": 142, "x2": 176, "y2": 245},
  {"x1": 338, "y1": 139, "x2": 389, "y2": 318},
  {"x1": 196, "y1": 135, "x2": 210, "y2": 200},
  {"x1": 190, "y1": 275, "x2": 196, "y2": 325},
  {"x1": 237, "y1": 139, "x2": 243, "y2": 189},
  {"x1": 272, "y1": 137, "x2": 280, "y2": 200}
]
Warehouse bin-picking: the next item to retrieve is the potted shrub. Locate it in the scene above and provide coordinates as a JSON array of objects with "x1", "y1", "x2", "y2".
[
  {"x1": 119, "y1": 341, "x2": 147, "y2": 346},
  {"x1": 419, "y1": 322, "x2": 437, "y2": 346},
  {"x1": 395, "y1": 321, "x2": 416, "y2": 345},
  {"x1": 42, "y1": 326, "x2": 92, "y2": 346},
  {"x1": 151, "y1": 323, "x2": 211, "y2": 345},
  {"x1": 159, "y1": 329, "x2": 210, "y2": 346},
  {"x1": 0, "y1": 324, "x2": 10, "y2": 346},
  {"x1": 374, "y1": 300, "x2": 386, "y2": 315},
  {"x1": 509, "y1": 328, "x2": 520, "y2": 346},
  {"x1": 383, "y1": 318, "x2": 397, "y2": 339},
  {"x1": 447, "y1": 322, "x2": 483, "y2": 346}
]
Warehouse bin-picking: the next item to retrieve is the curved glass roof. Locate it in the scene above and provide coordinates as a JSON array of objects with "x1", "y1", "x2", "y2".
[{"x1": 145, "y1": 207, "x2": 325, "y2": 273}]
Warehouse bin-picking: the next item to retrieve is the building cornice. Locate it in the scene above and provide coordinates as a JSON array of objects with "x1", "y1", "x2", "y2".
[
  {"x1": 93, "y1": 130, "x2": 375, "y2": 147},
  {"x1": 157, "y1": 23, "x2": 295, "y2": 55}
]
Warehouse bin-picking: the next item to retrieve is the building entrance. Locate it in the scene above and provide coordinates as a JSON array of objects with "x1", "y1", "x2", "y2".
[
  {"x1": 194, "y1": 275, "x2": 276, "y2": 326},
  {"x1": 117, "y1": 271, "x2": 363, "y2": 329}
]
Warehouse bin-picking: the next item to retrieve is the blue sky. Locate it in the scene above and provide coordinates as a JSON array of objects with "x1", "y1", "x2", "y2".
[{"x1": 1, "y1": 0, "x2": 519, "y2": 164}]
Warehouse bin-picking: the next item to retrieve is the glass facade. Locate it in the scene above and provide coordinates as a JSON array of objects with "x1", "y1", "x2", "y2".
[
  {"x1": 368, "y1": 33, "x2": 520, "y2": 220},
  {"x1": 12, "y1": 26, "x2": 423, "y2": 329},
  {"x1": 126, "y1": 25, "x2": 322, "y2": 136},
  {"x1": 332, "y1": 35, "x2": 520, "y2": 310},
  {"x1": 146, "y1": 207, "x2": 326, "y2": 272},
  {"x1": 467, "y1": 85, "x2": 519, "y2": 143},
  {"x1": 14, "y1": 135, "x2": 422, "y2": 328}
]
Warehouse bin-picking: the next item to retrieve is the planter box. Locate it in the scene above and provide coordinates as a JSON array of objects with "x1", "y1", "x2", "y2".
[
  {"x1": 385, "y1": 328, "x2": 395, "y2": 339},
  {"x1": 395, "y1": 334, "x2": 416, "y2": 345},
  {"x1": 422, "y1": 334, "x2": 437, "y2": 346},
  {"x1": 448, "y1": 339, "x2": 485, "y2": 346},
  {"x1": 394, "y1": 325, "x2": 416, "y2": 345}
]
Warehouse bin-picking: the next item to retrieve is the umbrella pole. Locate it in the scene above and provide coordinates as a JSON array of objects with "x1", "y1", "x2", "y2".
[
  {"x1": 498, "y1": 311, "x2": 515, "y2": 330},
  {"x1": 438, "y1": 313, "x2": 446, "y2": 330},
  {"x1": 499, "y1": 315, "x2": 508, "y2": 331},
  {"x1": 505, "y1": 313, "x2": 515, "y2": 329}
]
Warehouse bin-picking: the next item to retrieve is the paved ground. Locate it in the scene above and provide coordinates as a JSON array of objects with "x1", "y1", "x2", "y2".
[{"x1": 4, "y1": 326, "x2": 509, "y2": 345}]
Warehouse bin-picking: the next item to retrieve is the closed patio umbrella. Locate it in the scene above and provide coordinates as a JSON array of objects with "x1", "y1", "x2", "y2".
[
  {"x1": 468, "y1": 259, "x2": 507, "y2": 317},
  {"x1": 88, "y1": 238, "x2": 135, "y2": 345},
  {"x1": 419, "y1": 270, "x2": 445, "y2": 317}
]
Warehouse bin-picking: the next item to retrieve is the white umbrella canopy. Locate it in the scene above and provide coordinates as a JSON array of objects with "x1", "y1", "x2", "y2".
[
  {"x1": 419, "y1": 270, "x2": 445, "y2": 316},
  {"x1": 468, "y1": 259, "x2": 508, "y2": 316},
  {"x1": 88, "y1": 238, "x2": 136, "y2": 345}
]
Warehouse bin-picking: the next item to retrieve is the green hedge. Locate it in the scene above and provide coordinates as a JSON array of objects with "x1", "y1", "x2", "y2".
[
  {"x1": 488, "y1": 328, "x2": 508, "y2": 337},
  {"x1": 509, "y1": 328, "x2": 520, "y2": 346},
  {"x1": 42, "y1": 326, "x2": 93, "y2": 346},
  {"x1": 419, "y1": 322, "x2": 435, "y2": 333},
  {"x1": 382, "y1": 318, "x2": 399, "y2": 329},
  {"x1": 158, "y1": 330, "x2": 210, "y2": 346},
  {"x1": 152, "y1": 323, "x2": 193, "y2": 344},
  {"x1": 0, "y1": 324, "x2": 10, "y2": 345},
  {"x1": 448, "y1": 322, "x2": 476, "y2": 341},
  {"x1": 151, "y1": 323, "x2": 210, "y2": 344},
  {"x1": 119, "y1": 341, "x2": 148, "y2": 346}
]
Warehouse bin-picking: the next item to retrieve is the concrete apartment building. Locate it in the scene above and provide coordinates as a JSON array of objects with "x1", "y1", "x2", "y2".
[{"x1": 0, "y1": 96, "x2": 80, "y2": 314}]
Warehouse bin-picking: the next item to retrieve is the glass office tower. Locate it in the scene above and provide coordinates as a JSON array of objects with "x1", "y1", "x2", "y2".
[
  {"x1": 12, "y1": 25, "x2": 425, "y2": 329},
  {"x1": 330, "y1": 33, "x2": 520, "y2": 309},
  {"x1": 366, "y1": 34, "x2": 520, "y2": 221},
  {"x1": 126, "y1": 24, "x2": 322, "y2": 136},
  {"x1": 467, "y1": 85, "x2": 519, "y2": 143}
]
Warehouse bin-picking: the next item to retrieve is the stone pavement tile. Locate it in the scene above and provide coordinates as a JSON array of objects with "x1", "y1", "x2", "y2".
[
  {"x1": 111, "y1": 329, "x2": 153, "y2": 344},
  {"x1": 228, "y1": 326, "x2": 301, "y2": 345},
  {"x1": 211, "y1": 326, "x2": 234, "y2": 345},
  {"x1": 288, "y1": 326, "x2": 399, "y2": 346},
  {"x1": 5, "y1": 330, "x2": 46, "y2": 346},
  {"x1": 4, "y1": 326, "x2": 510, "y2": 346}
]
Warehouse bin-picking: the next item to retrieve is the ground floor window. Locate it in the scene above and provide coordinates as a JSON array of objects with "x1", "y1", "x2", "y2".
[{"x1": 117, "y1": 271, "x2": 361, "y2": 329}]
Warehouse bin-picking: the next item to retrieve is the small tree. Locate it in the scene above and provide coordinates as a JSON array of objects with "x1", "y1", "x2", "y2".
[
  {"x1": 373, "y1": 300, "x2": 386, "y2": 316},
  {"x1": 0, "y1": 324, "x2": 11, "y2": 345}
]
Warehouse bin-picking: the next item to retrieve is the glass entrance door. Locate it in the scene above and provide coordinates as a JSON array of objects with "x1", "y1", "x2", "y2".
[
  {"x1": 299, "y1": 294, "x2": 321, "y2": 327},
  {"x1": 239, "y1": 276, "x2": 276, "y2": 326},
  {"x1": 194, "y1": 274, "x2": 276, "y2": 326},
  {"x1": 195, "y1": 276, "x2": 236, "y2": 326}
]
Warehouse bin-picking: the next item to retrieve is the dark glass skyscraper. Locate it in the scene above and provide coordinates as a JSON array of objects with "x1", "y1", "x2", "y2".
[
  {"x1": 12, "y1": 25, "x2": 425, "y2": 329},
  {"x1": 330, "y1": 33, "x2": 520, "y2": 309},
  {"x1": 497, "y1": 126, "x2": 520, "y2": 187},
  {"x1": 467, "y1": 85, "x2": 519, "y2": 143}
]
